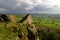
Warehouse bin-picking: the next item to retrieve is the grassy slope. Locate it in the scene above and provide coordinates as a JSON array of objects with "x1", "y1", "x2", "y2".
[
  {"x1": 0, "y1": 14, "x2": 60, "y2": 40},
  {"x1": 0, "y1": 22, "x2": 17, "y2": 40}
]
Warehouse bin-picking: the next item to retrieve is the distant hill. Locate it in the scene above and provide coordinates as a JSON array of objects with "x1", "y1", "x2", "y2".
[
  {"x1": 30, "y1": 13, "x2": 60, "y2": 19},
  {"x1": 0, "y1": 13, "x2": 60, "y2": 19}
]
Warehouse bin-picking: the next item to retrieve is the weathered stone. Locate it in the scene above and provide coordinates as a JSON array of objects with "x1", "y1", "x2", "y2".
[
  {"x1": 0, "y1": 14, "x2": 9, "y2": 21},
  {"x1": 27, "y1": 24, "x2": 39, "y2": 40},
  {"x1": 7, "y1": 15, "x2": 16, "y2": 23},
  {"x1": 18, "y1": 31, "x2": 29, "y2": 40},
  {"x1": 16, "y1": 36, "x2": 21, "y2": 40},
  {"x1": 0, "y1": 17, "x2": 3, "y2": 22},
  {"x1": 20, "y1": 14, "x2": 39, "y2": 40},
  {"x1": 0, "y1": 14, "x2": 16, "y2": 23},
  {"x1": 20, "y1": 14, "x2": 33, "y2": 25}
]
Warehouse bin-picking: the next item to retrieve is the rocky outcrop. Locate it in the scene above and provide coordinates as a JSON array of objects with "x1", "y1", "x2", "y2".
[
  {"x1": 20, "y1": 14, "x2": 39, "y2": 40},
  {"x1": 27, "y1": 24, "x2": 39, "y2": 40},
  {"x1": 17, "y1": 31, "x2": 29, "y2": 40},
  {"x1": 0, "y1": 14, "x2": 16, "y2": 23},
  {"x1": 0, "y1": 14, "x2": 39, "y2": 40},
  {"x1": 20, "y1": 14, "x2": 33, "y2": 25},
  {"x1": 0, "y1": 17, "x2": 3, "y2": 22}
]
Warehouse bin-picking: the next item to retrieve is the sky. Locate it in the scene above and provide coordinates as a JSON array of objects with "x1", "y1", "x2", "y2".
[{"x1": 0, "y1": 0, "x2": 60, "y2": 14}]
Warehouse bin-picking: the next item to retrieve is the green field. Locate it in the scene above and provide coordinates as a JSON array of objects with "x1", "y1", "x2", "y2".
[{"x1": 16, "y1": 14, "x2": 60, "y2": 29}]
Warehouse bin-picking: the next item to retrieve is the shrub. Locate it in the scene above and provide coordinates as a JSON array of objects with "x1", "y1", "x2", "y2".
[{"x1": 38, "y1": 29, "x2": 59, "y2": 40}]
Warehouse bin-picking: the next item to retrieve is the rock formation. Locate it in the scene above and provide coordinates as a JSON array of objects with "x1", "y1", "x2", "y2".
[
  {"x1": 20, "y1": 14, "x2": 33, "y2": 25},
  {"x1": 0, "y1": 17, "x2": 3, "y2": 22},
  {"x1": 27, "y1": 24, "x2": 39, "y2": 40},
  {"x1": 0, "y1": 14, "x2": 39, "y2": 40},
  {"x1": 20, "y1": 14, "x2": 39, "y2": 40},
  {"x1": 0, "y1": 14, "x2": 16, "y2": 23}
]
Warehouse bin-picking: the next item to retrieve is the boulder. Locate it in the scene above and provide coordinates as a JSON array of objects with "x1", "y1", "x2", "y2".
[
  {"x1": 20, "y1": 14, "x2": 33, "y2": 25},
  {"x1": 17, "y1": 30, "x2": 29, "y2": 40},
  {"x1": 0, "y1": 17, "x2": 4, "y2": 22},
  {"x1": 27, "y1": 24, "x2": 39, "y2": 40},
  {"x1": 16, "y1": 36, "x2": 21, "y2": 40},
  {"x1": 0, "y1": 14, "x2": 9, "y2": 21},
  {"x1": 0, "y1": 14, "x2": 16, "y2": 23}
]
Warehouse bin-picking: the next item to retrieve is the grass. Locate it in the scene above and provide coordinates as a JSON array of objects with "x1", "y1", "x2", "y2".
[{"x1": 0, "y1": 22, "x2": 17, "y2": 40}]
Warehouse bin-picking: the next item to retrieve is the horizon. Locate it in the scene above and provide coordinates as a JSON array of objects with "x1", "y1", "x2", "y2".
[{"x1": 0, "y1": 12, "x2": 60, "y2": 14}]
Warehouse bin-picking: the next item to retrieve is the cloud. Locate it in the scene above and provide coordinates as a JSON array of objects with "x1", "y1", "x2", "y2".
[{"x1": 0, "y1": 0, "x2": 60, "y2": 13}]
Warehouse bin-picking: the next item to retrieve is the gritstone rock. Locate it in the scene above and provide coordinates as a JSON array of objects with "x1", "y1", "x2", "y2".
[
  {"x1": 21, "y1": 14, "x2": 39, "y2": 40},
  {"x1": 20, "y1": 14, "x2": 33, "y2": 25},
  {"x1": 27, "y1": 24, "x2": 39, "y2": 40},
  {"x1": 0, "y1": 14, "x2": 16, "y2": 23}
]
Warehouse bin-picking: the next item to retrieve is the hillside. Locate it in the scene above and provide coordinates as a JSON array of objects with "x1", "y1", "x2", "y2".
[{"x1": 0, "y1": 14, "x2": 60, "y2": 40}]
